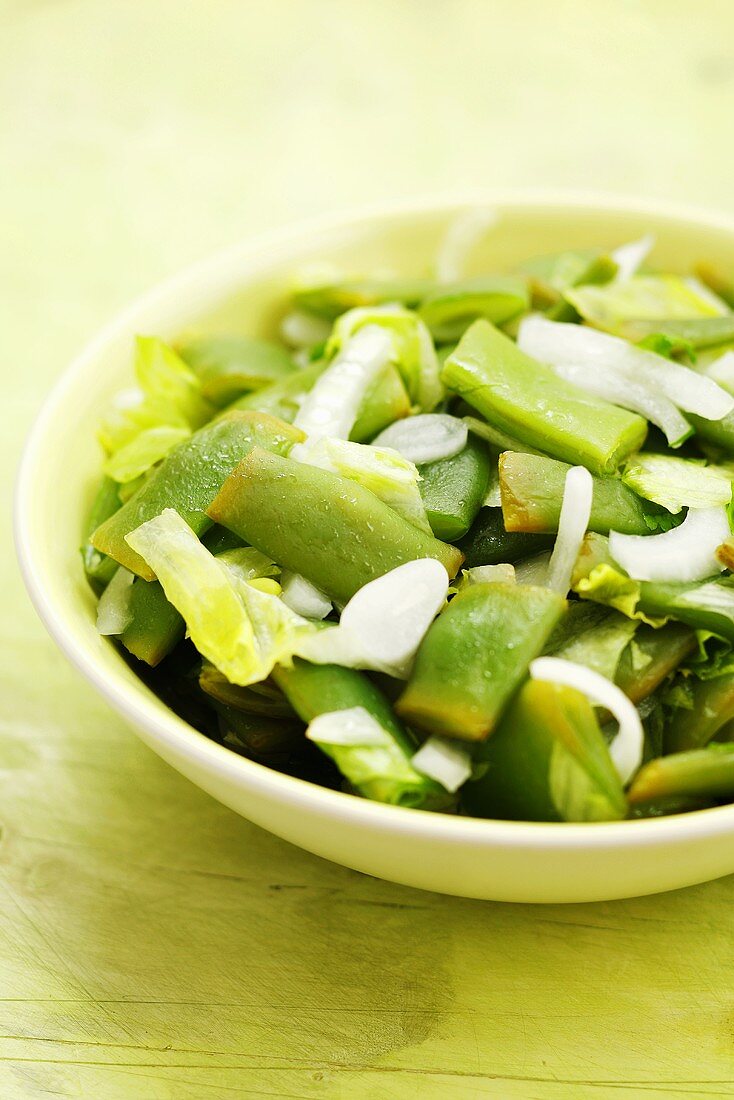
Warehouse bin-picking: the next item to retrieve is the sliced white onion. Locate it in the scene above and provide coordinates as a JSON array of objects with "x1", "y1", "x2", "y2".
[
  {"x1": 609, "y1": 506, "x2": 730, "y2": 583},
  {"x1": 701, "y1": 349, "x2": 734, "y2": 393},
  {"x1": 545, "y1": 466, "x2": 593, "y2": 595},
  {"x1": 518, "y1": 314, "x2": 734, "y2": 421},
  {"x1": 293, "y1": 324, "x2": 392, "y2": 440},
  {"x1": 296, "y1": 558, "x2": 449, "y2": 677},
  {"x1": 280, "y1": 572, "x2": 332, "y2": 620},
  {"x1": 96, "y1": 567, "x2": 135, "y2": 635},
  {"x1": 610, "y1": 235, "x2": 654, "y2": 282},
  {"x1": 545, "y1": 359, "x2": 690, "y2": 446},
  {"x1": 435, "y1": 207, "x2": 498, "y2": 283},
  {"x1": 411, "y1": 736, "x2": 473, "y2": 793},
  {"x1": 306, "y1": 707, "x2": 391, "y2": 748},
  {"x1": 530, "y1": 656, "x2": 643, "y2": 785},
  {"x1": 371, "y1": 414, "x2": 468, "y2": 465}
]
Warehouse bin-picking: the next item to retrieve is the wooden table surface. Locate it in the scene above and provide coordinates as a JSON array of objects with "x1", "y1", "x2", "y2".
[{"x1": 4, "y1": 3, "x2": 734, "y2": 1096}]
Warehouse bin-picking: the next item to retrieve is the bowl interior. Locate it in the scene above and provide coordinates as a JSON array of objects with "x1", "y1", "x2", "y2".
[{"x1": 17, "y1": 194, "x2": 734, "y2": 836}]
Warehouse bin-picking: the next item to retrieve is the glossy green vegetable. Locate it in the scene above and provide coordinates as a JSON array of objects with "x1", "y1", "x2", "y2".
[
  {"x1": 207, "y1": 447, "x2": 463, "y2": 604},
  {"x1": 628, "y1": 316, "x2": 734, "y2": 350},
  {"x1": 179, "y1": 334, "x2": 296, "y2": 405},
  {"x1": 688, "y1": 408, "x2": 734, "y2": 456},
  {"x1": 462, "y1": 680, "x2": 626, "y2": 822},
  {"x1": 119, "y1": 578, "x2": 185, "y2": 666},
  {"x1": 615, "y1": 623, "x2": 697, "y2": 704},
  {"x1": 499, "y1": 451, "x2": 674, "y2": 536},
  {"x1": 573, "y1": 534, "x2": 734, "y2": 642},
  {"x1": 418, "y1": 276, "x2": 529, "y2": 342},
  {"x1": 199, "y1": 662, "x2": 294, "y2": 717},
  {"x1": 214, "y1": 702, "x2": 304, "y2": 761},
  {"x1": 418, "y1": 435, "x2": 491, "y2": 541},
  {"x1": 273, "y1": 659, "x2": 451, "y2": 808},
  {"x1": 294, "y1": 277, "x2": 434, "y2": 320},
  {"x1": 442, "y1": 320, "x2": 647, "y2": 475},
  {"x1": 628, "y1": 743, "x2": 734, "y2": 806},
  {"x1": 81, "y1": 476, "x2": 121, "y2": 593},
  {"x1": 396, "y1": 582, "x2": 565, "y2": 741},
  {"x1": 455, "y1": 507, "x2": 554, "y2": 567},
  {"x1": 665, "y1": 675, "x2": 734, "y2": 753},
  {"x1": 230, "y1": 360, "x2": 411, "y2": 442},
  {"x1": 92, "y1": 411, "x2": 304, "y2": 579}
]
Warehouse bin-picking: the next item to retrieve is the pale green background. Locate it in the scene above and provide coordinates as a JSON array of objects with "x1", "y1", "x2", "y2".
[{"x1": 4, "y1": 2, "x2": 734, "y2": 1097}]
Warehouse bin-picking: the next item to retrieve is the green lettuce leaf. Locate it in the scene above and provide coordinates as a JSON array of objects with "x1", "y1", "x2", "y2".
[
  {"x1": 566, "y1": 275, "x2": 726, "y2": 337},
  {"x1": 622, "y1": 453, "x2": 733, "y2": 514},
  {"x1": 125, "y1": 509, "x2": 314, "y2": 685}
]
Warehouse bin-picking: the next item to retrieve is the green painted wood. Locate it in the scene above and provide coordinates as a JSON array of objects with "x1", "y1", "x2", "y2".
[{"x1": 4, "y1": 2, "x2": 734, "y2": 1095}]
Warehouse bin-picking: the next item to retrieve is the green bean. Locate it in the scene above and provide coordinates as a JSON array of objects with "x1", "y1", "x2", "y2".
[
  {"x1": 418, "y1": 435, "x2": 491, "y2": 541},
  {"x1": 418, "y1": 276, "x2": 529, "y2": 342},
  {"x1": 665, "y1": 675, "x2": 734, "y2": 753},
  {"x1": 615, "y1": 623, "x2": 697, "y2": 705},
  {"x1": 396, "y1": 582, "x2": 565, "y2": 741},
  {"x1": 207, "y1": 447, "x2": 463, "y2": 604},
  {"x1": 179, "y1": 334, "x2": 296, "y2": 405},
  {"x1": 628, "y1": 743, "x2": 734, "y2": 806},
  {"x1": 462, "y1": 679, "x2": 626, "y2": 822},
  {"x1": 499, "y1": 451, "x2": 673, "y2": 536},
  {"x1": 92, "y1": 411, "x2": 304, "y2": 579},
  {"x1": 455, "y1": 507, "x2": 554, "y2": 567},
  {"x1": 273, "y1": 659, "x2": 452, "y2": 809},
  {"x1": 442, "y1": 320, "x2": 647, "y2": 475},
  {"x1": 294, "y1": 277, "x2": 434, "y2": 320},
  {"x1": 215, "y1": 702, "x2": 304, "y2": 761},
  {"x1": 81, "y1": 476, "x2": 121, "y2": 593}
]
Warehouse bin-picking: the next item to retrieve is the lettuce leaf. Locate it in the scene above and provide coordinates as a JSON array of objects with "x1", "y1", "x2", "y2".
[
  {"x1": 622, "y1": 454, "x2": 733, "y2": 514},
  {"x1": 125, "y1": 509, "x2": 313, "y2": 685},
  {"x1": 565, "y1": 275, "x2": 726, "y2": 337}
]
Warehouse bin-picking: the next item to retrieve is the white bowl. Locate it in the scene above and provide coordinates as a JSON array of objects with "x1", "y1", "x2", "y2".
[{"x1": 16, "y1": 192, "x2": 734, "y2": 903}]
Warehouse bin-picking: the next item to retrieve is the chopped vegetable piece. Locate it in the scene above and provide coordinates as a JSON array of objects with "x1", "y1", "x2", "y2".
[
  {"x1": 273, "y1": 660, "x2": 451, "y2": 809},
  {"x1": 119, "y1": 577, "x2": 185, "y2": 666},
  {"x1": 499, "y1": 451, "x2": 672, "y2": 536},
  {"x1": 231, "y1": 358, "x2": 411, "y2": 443},
  {"x1": 462, "y1": 680, "x2": 626, "y2": 822},
  {"x1": 199, "y1": 664, "x2": 295, "y2": 717},
  {"x1": 609, "y1": 507, "x2": 730, "y2": 583},
  {"x1": 628, "y1": 316, "x2": 734, "y2": 350},
  {"x1": 208, "y1": 447, "x2": 462, "y2": 605},
  {"x1": 395, "y1": 582, "x2": 565, "y2": 741},
  {"x1": 545, "y1": 602, "x2": 639, "y2": 681},
  {"x1": 280, "y1": 573, "x2": 332, "y2": 620},
  {"x1": 179, "y1": 334, "x2": 296, "y2": 405},
  {"x1": 456, "y1": 506, "x2": 554, "y2": 567},
  {"x1": 418, "y1": 276, "x2": 529, "y2": 342},
  {"x1": 417, "y1": 433, "x2": 491, "y2": 541},
  {"x1": 621, "y1": 454, "x2": 733, "y2": 514},
  {"x1": 530, "y1": 657, "x2": 643, "y2": 784},
  {"x1": 463, "y1": 414, "x2": 545, "y2": 457},
  {"x1": 545, "y1": 467, "x2": 593, "y2": 596},
  {"x1": 126, "y1": 509, "x2": 314, "y2": 685},
  {"x1": 573, "y1": 534, "x2": 734, "y2": 642},
  {"x1": 92, "y1": 411, "x2": 304, "y2": 579},
  {"x1": 565, "y1": 275, "x2": 726, "y2": 336},
  {"x1": 327, "y1": 304, "x2": 443, "y2": 412},
  {"x1": 293, "y1": 276, "x2": 434, "y2": 320},
  {"x1": 103, "y1": 425, "x2": 191, "y2": 484},
  {"x1": 665, "y1": 675, "x2": 734, "y2": 753},
  {"x1": 295, "y1": 559, "x2": 449, "y2": 678},
  {"x1": 518, "y1": 315, "x2": 734, "y2": 428},
  {"x1": 82, "y1": 476, "x2": 121, "y2": 593},
  {"x1": 411, "y1": 736, "x2": 473, "y2": 793},
  {"x1": 614, "y1": 623, "x2": 697, "y2": 705},
  {"x1": 628, "y1": 743, "x2": 734, "y2": 805},
  {"x1": 294, "y1": 325, "x2": 393, "y2": 440},
  {"x1": 292, "y1": 436, "x2": 430, "y2": 533},
  {"x1": 96, "y1": 567, "x2": 135, "y2": 635},
  {"x1": 372, "y1": 413, "x2": 468, "y2": 465},
  {"x1": 442, "y1": 320, "x2": 647, "y2": 476}
]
